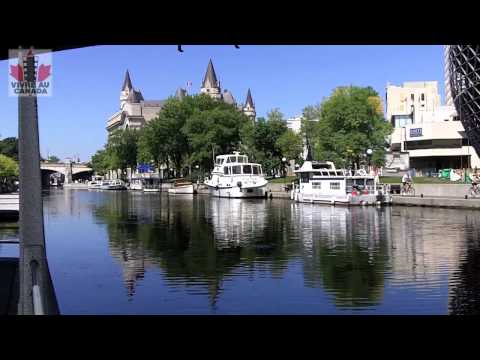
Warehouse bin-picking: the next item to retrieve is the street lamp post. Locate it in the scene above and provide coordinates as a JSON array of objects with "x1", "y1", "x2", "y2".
[
  {"x1": 366, "y1": 148, "x2": 373, "y2": 173},
  {"x1": 282, "y1": 157, "x2": 287, "y2": 191}
]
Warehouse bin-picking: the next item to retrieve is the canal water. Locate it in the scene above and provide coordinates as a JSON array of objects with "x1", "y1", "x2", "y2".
[{"x1": 1, "y1": 189, "x2": 480, "y2": 314}]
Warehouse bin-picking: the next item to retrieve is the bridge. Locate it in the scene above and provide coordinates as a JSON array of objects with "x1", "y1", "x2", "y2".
[{"x1": 40, "y1": 161, "x2": 93, "y2": 185}]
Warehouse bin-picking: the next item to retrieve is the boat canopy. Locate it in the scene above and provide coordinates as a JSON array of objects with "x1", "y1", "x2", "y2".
[
  {"x1": 294, "y1": 160, "x2": 336, "y2": 173},
  {"x1": 215, "y1": 152, "x2": 249, "y2": 165}
]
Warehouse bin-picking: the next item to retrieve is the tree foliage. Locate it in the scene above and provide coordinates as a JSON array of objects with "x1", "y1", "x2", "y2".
[
  {"x1": 276, "y1": 129, "x2": 304, "y2": 163},
  {"x1": 0, "y1": 137, "x2": 18, "y2": 161},
  {"x1": 47, "y1": 155, "x2": 60, "y2": 163},
  {"x1": 106, "y1": 128, "x2": 140, "y2": 176},
  {"x1": 309, "y1": 86, "x2": 392, "y2": 168},
  {"x1": 90, "y1": 149, "x2": 111, "y2": 176},
  {"x1": 0, "y1": 154, "x2": 19, "y2": 179}
]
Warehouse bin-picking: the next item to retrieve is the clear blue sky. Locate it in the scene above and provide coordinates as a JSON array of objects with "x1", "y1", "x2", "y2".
[{"x1": 0, "y1": 45, "x2": 445, "y2": 161}]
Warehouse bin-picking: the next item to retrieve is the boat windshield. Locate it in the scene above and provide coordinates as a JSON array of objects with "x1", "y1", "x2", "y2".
[
  {"x1": 252, "y1": 165, "x2": 262, "y2": 175},
  {"x1": 243, "y1": 165, "x2": 252, "y2": 174},
  {"x1": 216, "y1": 158, "x2": 225, "y2": 165}
]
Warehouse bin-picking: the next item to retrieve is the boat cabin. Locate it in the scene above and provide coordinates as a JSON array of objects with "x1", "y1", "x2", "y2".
[
  {"x1": 212, "y1": 153, "x2": 264, "y2": 176},
  {"x1": 294, "y1": 161, "x2": 377, "y2": 196}
]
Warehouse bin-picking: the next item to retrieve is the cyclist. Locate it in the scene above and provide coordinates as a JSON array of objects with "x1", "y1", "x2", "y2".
[
  {"x1": 471, "y1": 172, "x2": 479, "y2": 194},
  {"x1": 402, "y1": 172, "x2": 413, "y2": 193}
]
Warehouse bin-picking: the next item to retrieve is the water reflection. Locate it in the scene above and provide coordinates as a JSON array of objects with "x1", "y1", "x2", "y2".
[
  {"x1": 295, "y1": 205, "x2": 390, "y2": 307},
  {"x1": 448, "y1": 213, "x2": 480, "y2": 315},
  {"x1": 18, "y1": 189, "x2": 480, "y2": 313}
]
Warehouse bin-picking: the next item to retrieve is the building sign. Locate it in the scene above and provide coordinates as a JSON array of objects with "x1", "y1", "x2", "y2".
[{"x1": 410, "y1": 128, "x2": 423, "y2": 137}]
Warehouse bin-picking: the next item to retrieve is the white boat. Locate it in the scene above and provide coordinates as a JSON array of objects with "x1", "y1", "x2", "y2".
[
  {"x1": 0, "y1": 193, "x2": 19, "y2": 221},
  {"x1": 291, "y1": 160, "x2": 392, "y2": 206},
  {"x1": 88, "y1": 176, "x2": 104, "y2": 189},
  {"x1": 204, "y1": 152, "x2": 268, "y2": 198},
  {"x1": 100, "y1": 179, "x2": 127, "y2": 190},
  {"x1": 168, "y1": 179, "x2": 195, "y2": 194},
  {"x1": 129, "y1": 177, "x2": 144, "y2": 191}
]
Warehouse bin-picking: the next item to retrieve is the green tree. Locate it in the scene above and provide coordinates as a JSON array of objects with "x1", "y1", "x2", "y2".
[
  {"x1": 0, "y1": 137, "x2": 19, "y2": 161},
  {"x1": 137, "y1": 118, "x2": 170, "y2": 173},
  {"x1": 47, "y1": 155, "x2": 60, "y2": 163},
  {"x1": 276, "y1": 129, "x2": 304, "y2": 163},
  {"x1": 106, "y1": 128, "x2": 140, "y2": 179},
  {"x1": 239, "y1": 109, "x2": 288, "y2": 175},
  {"x1": 311, "y1": 86, "x2": 392, "y2": 168},
  {"x1": 89, "y1": 148, "x2": 112, "y2": 176},
  {"x1": 0, "y1": 154, "x2": 19, "y2": 179}
]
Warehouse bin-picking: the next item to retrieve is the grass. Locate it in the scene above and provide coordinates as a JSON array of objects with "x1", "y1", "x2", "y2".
[
  {"x1": 268, "y1": 176, "x2": 297, "y2": 184},
  {"x1": 380, "y1": 176, "x2": 470, "y2": 184}
]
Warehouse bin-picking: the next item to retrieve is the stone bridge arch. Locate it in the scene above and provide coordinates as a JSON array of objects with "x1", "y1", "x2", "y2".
[{"x1": 40, "y1": 162, "x2": 93, "y2": 186}]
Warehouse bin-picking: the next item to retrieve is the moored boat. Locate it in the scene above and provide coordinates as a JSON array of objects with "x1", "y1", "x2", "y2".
[
  {"x1": 204, "y1": 152, "x2": 267, "y2": 198},
  {"x1": 0, "y1": 193, "x2": 19, "y2": 221},
  {"x1": 100, "y1": 179, "x2": 127, "y2": 190},
  {"x1": 88, "y1": 176, "x2": 104, "y2": 189},
  {"x1": 291, "y1": 160, "x2": 391, "y2": 206},
  {"x1": 168, "y1": 179, "x2": 195, "y2": 194}
]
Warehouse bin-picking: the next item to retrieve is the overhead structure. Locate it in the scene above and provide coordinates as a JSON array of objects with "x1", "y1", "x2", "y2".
[{"x1": 447, "y1": 45, "x2": 480, "y2": 154}]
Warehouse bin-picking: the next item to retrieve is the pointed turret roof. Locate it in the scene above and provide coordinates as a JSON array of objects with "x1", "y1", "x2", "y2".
[
  {"x1": 127, "y1": 88, "x2": 144, "y2": 103},
  {"x1": 202, "y1": 59, "x2": 219, "y2": 88},
  {"x1": 223, "y1": 89, "x2": 236, "y2": 105},
  {"x1": 122, "y1": 70, "x2": 133, "y2": 91},
  {"x1": 175, "y1": 87, "x2": 187, "y2": 100},
  {"x1": 245, "y1": 88, "x2": 254, "y2": 108}
]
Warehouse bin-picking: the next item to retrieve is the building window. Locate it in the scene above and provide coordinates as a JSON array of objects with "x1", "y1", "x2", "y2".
[
  {"x1": 421, "y1": 93, "x2": 425, "y2": 101},
  {"x1": 330, "y1": 182, "x2": 340, "y2": 190},
  {"x1": 411, "y1": 94, "x2": 414, "y2": 101}
]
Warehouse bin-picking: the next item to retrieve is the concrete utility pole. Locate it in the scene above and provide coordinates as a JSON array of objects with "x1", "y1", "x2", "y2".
[{"x1": 17, "y1": 48, "x2": 59, "y2": 315}]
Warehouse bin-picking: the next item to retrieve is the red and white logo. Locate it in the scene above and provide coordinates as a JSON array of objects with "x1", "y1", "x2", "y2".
[{"x1": 8, "y1": 48, "x2": 53, "y2": 97}]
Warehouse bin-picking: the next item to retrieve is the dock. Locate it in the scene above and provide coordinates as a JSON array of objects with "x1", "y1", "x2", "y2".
[{"x1": 0, "y1": 194, "x2": 19, "y2": 221}]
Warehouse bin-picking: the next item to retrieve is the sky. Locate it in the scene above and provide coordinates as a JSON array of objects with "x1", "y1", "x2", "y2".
[{"x1": 0, "y1": 45, "x2": 446, "y2": 161}]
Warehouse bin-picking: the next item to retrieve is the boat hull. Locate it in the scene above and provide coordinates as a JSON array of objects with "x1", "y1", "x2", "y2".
[
  {"x1": 168, "y1": 185, "x2": 195, "y2": 194},
  {"x1": 206, "y1": 184, "x2": 266, "y2": 198},
  {"x1": 293, "y1": 192, "x2": 392, "y2": 206},
  {"x1": 0, "y1": 194, "x2": 19, "y2": 221}
]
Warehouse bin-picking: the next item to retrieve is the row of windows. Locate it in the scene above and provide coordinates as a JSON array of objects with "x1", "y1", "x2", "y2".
[
  {"x1": 215, "y1": 156, "x2": 249, "y2": 165},
  {"x1": 310, "y1": 182, "x2": 341, "y2": 190},
  {"x1": 223, "y1": 165, "x2": 262, "y2": 175},
  {"x1": 411, "y1": 93, "x2": 425, "y2": 101}
]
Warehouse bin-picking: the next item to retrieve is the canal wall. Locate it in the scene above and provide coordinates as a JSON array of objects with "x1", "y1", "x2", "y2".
[
  {"x1": 408, "y1": 184, "x2": 470, "y2": 198},
  {"x1": 393, "y1": 195, "x2": 480, "y2": 209}
]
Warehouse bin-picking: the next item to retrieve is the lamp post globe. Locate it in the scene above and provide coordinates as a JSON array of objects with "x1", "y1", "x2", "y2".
[{"x1": 366, "y1": 149, "x2": 373, "y2": 156}]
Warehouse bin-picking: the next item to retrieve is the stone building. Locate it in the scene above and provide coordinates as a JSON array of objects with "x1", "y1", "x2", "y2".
[{"x1": 106, "y1": 59, "x2": 256, "y2": 134}]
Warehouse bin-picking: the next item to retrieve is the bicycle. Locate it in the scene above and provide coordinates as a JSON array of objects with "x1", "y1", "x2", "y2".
[
  {"x1": 401, "y1": 182, "x2": 415, "y2": 196},
  {"x1": 468, "y1": 184, "x2": 480, "y2": 198}
]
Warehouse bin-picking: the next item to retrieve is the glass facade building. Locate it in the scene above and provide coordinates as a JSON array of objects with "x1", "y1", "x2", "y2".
[{"x1": 447, "y1": 45, "x2": 480, "y2": 154}]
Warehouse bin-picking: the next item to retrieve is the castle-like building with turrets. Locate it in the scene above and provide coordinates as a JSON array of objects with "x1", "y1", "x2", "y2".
[{"x1": 106, "y1": 59, "x2": 256, "y2": 134}]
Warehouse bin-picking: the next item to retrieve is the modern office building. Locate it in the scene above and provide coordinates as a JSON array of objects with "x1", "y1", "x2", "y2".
[
  {"x1": 446, "y1": 45, "x2": 480, "y2": 155},
  {"x1": 385, "y1": 81, "x2": 480, "y2": 174}
]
